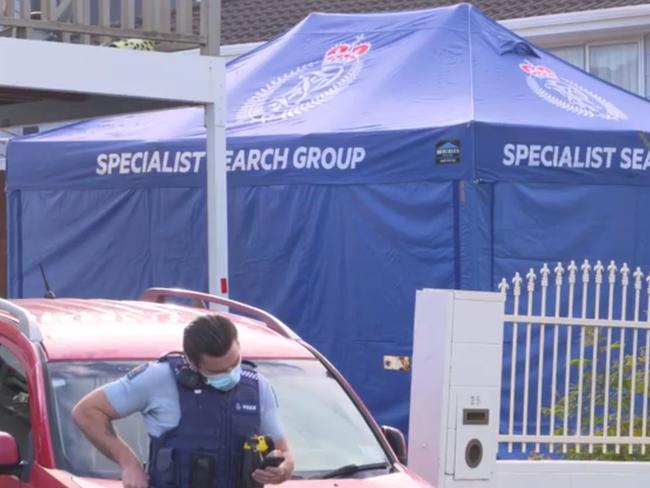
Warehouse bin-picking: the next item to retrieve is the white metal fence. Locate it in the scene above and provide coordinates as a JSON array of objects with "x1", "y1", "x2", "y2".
[
  {"x1": 0, "y1": 0, "x2": 217, "y2": 51},
  {"x1": 498, "y1": 260, "x2": 650, "y2": 459}
]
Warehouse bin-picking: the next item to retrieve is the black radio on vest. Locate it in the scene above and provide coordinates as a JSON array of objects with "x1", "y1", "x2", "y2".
[{"x1": 241, "y1": 435, "x2": 284, "y2": 488}]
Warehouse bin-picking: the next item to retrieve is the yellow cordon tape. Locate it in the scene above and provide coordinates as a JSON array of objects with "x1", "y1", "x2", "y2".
[{"x1": 104, "y1": 39, "x2": 156, "y2": 51}]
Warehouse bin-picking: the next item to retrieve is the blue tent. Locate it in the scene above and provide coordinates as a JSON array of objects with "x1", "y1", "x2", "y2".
[{"x1": 8, "y1": 4, "x2": 650, "y2": 438}]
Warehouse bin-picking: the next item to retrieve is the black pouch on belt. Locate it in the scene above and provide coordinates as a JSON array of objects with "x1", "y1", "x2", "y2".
[
  {"x1": 153, "y1": 447, "x2": 176, "y2": 487},
  {"x1": 240, "y1": 448, "x2": 263, "y2": 488},
  {"x1": 190, "y1": 452, "x2": 216, "y2": 488}
]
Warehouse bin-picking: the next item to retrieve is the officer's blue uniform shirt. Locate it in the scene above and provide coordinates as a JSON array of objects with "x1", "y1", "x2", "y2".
[{"x1": 102, "y1": 361, "x2": 285, "y2": 439}]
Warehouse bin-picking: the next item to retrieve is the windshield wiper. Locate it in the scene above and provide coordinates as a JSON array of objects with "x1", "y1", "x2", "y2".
[{"x1": 312, "y1": 462, "x2": 392, "y2": 480}]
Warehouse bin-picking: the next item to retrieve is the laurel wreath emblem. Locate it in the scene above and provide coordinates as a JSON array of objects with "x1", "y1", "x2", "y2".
[
  {"x1": 526, "y1": 75, "x2": 627, "y2": 121},
  {"x1": 237, "y1": 58, "x2": 365, "y2": 124}
]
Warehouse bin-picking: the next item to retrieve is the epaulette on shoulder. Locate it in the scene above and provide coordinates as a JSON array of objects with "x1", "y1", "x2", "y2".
[
  {"x1": 158, "y1": 351, "x2": 185, "y2": 363},
  {"x1": 241, "y1": 369, "x2": 259, "y2": 381},
  {"x1": 157, "y1": 353, "x2": 188, "y2": 376}
]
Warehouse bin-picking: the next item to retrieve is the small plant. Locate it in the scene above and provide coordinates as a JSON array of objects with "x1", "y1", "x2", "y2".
[{"x1": 543, "y1": 334, "x2": 650, "y2": 461}]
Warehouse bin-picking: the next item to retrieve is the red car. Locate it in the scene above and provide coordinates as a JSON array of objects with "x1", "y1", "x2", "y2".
[{"x1": 0, "y1": 288, "x2": 432, "y2": 488}]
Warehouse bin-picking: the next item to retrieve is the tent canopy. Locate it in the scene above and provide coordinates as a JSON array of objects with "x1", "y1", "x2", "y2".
[
  {"x1": 8, "y1": 3, "x2": 650, "y2": 438},
  {"x1": 10, "y1": 3, "x2": 650, "y2": 192}
]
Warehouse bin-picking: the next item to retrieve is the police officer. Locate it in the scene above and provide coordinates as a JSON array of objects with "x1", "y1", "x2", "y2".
[{"x1": 72, "y1": 314, "x2": 294, "y2": 488}]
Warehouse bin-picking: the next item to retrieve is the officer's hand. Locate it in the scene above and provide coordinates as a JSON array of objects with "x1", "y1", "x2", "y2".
[
  {"x1": 121, "y1": 462, "x2": 148, "y2": 488},
  {"x1": 252, "y1": 450, "x2": 293, "y2": 485}
]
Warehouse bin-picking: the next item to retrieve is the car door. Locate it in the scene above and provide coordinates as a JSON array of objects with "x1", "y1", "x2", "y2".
[{"x1": 0, "y1": 342, "x2": 33, "y2": 488}]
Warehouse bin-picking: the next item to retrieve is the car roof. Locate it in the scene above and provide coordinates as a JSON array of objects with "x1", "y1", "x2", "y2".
[{"x1": 1, "y1": 299, "x2": 314, "y2": 362}]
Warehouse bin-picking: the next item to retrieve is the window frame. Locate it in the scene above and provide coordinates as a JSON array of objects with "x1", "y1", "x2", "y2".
[
  {"x1": 548, "y1": 35, "x2": 647, "y2": 96},
  {"x1": 0, "y1": 338, "x2": 34, "y2": 481},
  {"x1": 586, "y1": 38, "x2": 644, "y2": 95}
]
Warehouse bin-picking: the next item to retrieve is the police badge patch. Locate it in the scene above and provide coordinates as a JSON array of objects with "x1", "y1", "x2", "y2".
[{"x1": 127, "y1": 363, "x2": 149, "y2": 380}]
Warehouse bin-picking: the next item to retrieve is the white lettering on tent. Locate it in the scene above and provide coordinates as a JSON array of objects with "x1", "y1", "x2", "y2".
[
  {"x1": 501, "y1": 144, "x2": 650, "y2": 172},
  {"x1": 247, "y1": 149, "x2": 262, "y2": 171},
  {"x1": 276, "y1": 148, "x2": 289, "y2": 169},
  {"x1": 260, "y1": 149, "x2": 273, "y2": 170},
  {"x1": 178, "y1": 152, "x2": 191, "y2": 173},
  {"x1": 148, "y1": 151, "x2": 161, "y2": 172},
  {"x1": 121, "y1": 153, "x2": 133, "y2": 173},
  {"x1": 97, "y1": 154, "x2": 108, "y2": 175},
  {"x1": 618, "y1": 148, "x2": 650, "y2": 170},
  {"x1": 132, "y1": 152, "x2": 143, "y2": 173},
  {"x1": 225, "y1": 146, "x2": 366, "y2": 173},
  {"x1": 226, "y1": 148, "x2": 290, "y2": 171},
  {"x1": 96, "y1": 151, "x2": 206, "y2": 175},
  {"x1": 293, "y1": 147, "x2": 307, "y2": 169},
  {"x1": 502, "y1": 144, "x2": 515, "y2": 166}
]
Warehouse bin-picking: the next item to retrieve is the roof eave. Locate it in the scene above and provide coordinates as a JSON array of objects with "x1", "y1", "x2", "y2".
[{"x1": 501, "y1": 4, "x2": 650, "y2": 47}]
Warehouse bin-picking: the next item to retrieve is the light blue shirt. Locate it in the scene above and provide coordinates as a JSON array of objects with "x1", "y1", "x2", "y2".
[{"x1": 102, "y1": 361, "x2": 285, "y2": 440}]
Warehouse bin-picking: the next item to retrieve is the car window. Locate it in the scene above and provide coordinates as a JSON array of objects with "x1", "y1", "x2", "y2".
[
  {"x1": 47, "y1": 359, "x2": 389, "y2": 480},
  {"x1": 48, "y1": 361, "x2": 148, "y2": 479},
  {"x1": 256, "y1": 360, "x2": 388, "y2": 475},
  {"x1": 0, "y1": 345, "x2": 31, "y2": 463}
]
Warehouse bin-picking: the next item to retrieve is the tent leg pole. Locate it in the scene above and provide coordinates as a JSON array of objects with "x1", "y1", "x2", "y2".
[{"x1": 205, "y1": 59, "x2": 228, "y2": 298}]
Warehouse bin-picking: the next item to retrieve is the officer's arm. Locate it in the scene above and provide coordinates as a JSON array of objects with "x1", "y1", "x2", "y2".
[
  {"x1": 254, "y1": 375, "x2": 295, "y2": 483},
  {"x1": 273, "y1": 436, "x2": 295, "y2": 477},
  {"x1": 72, "y1": 389, "x2": 142, "y2": 471}
]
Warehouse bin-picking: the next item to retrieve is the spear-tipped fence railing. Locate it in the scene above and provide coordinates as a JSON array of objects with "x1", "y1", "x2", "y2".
[{"x1": 499, "y1": 259, "x2": 650, "y2": 459}]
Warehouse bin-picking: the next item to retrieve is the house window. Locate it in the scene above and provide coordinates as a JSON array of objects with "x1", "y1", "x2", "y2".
[
  {"x1": 548, "y1": 41, "x2": 643, "y2": 95},
  {"x1": 550, "y1": 46, "x2": 585, "y2": 70},
  {"x1": 589, "y1": 43, "x2": 639, "y2": 94}
]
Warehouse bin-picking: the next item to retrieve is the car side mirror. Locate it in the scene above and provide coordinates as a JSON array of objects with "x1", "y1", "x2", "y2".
[
  {"x1": 382, "y1": 425, "x2": 407, "y2": 465},
  {"x1": 0, "y1": 431, "x2": 20, "y2": 472}
]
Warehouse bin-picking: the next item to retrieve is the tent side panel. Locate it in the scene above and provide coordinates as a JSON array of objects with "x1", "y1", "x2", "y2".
[
  {"x1": 457, "y1": 180, "x2": 495, "y2": 291},
  {"x1": 7, "y1": 190, "x2": 23, "y2": 298},
  {"x1": 150, "y1": 188, "x2": 209, "y2": 293},
  {"x1": 15, "y1": 189, "x2": 154, "y2": 299},
  {"x1": 228, "y1": 181, "x2": 458, "y2": 434}
]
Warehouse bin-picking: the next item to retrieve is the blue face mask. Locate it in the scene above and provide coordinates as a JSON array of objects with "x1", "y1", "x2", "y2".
[{"x1": 205, "y1": 363, "x2": 242, "y2": 391}]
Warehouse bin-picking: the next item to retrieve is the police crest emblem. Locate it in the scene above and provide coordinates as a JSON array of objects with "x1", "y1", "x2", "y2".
[
  {"x1": 238, "y1": 36, "x2": 371, "y2": 124},
  {"x1": 519, "y1": 60, "x2": 627, "y2": 121}
]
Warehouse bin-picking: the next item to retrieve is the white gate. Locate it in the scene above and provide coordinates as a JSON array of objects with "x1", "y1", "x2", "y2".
[
  {"x1": 498, "y1": 260, "x2": 650, "y2": 460},
  {"x1": 408, "y1": 260, "x2": 650, "y2": 488}
]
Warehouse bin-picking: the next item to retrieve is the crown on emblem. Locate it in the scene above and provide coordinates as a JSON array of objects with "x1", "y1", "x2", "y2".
[
  {"x1": 520, "y1": 61, "x2": 558, "y2": 80},
  {"x1": 324, "y1": 38, "x2": 371, "y2": 64}
]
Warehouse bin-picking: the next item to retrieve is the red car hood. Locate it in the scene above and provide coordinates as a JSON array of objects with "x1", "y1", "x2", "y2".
[{"x1": 72, "y1": 471, "x2": 433, "y2": 488}]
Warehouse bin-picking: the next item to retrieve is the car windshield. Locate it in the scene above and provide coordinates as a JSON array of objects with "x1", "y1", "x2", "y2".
[{"x1": 46, "y1": 358, "x2": 389, "y2": 479}]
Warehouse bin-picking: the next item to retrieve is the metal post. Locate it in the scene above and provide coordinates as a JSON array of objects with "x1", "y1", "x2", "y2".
[
  {"x1": 201, "y1": 0, "x2": 221, "y2": 56},
  {"x1": 201, "y1": 0, "x2": 226, "y2": 297}
]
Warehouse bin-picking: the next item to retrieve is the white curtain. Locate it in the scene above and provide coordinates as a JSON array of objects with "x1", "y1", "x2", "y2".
[
  {"x1": 549, "y1": 45, "x2": 586, "y2": 70},
  {"x1": 589, "y1": 42, "x2": 639, "y2": 94},
  {"x1": 646, "y1": 36, "x2": 650, "y2": 97}
]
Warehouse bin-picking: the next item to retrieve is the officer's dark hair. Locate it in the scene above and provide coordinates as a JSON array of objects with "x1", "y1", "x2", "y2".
[{"x1": 183, "y1": 315, "x2": 238, "y2": 365}]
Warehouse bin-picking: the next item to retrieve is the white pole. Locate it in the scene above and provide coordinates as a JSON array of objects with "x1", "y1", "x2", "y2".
[
  {"x1": 508, "y1": 272, "x2": 522, "y2": 453},
  {"x1": 549, "y1": 262, "x2": 564, "y2": 454},
  {"x1": 576, "y1": 259, "x2": 591, "y2": 454},
  {"x1": 604, "y1": 261, "x2": 618, "y2": 453},
  {"x1": 204, "y1": 59, "x2": 228, "y2": 297},
  {"x1": 202, "y1": 1, "x2": 228, "y2": 298},
  {"x1": 535, "y1": 264, "x2": 550, "y2": 453},
  {"x1": 522, "y1": 268, "x2": 536, "y2": 453},
  {"x1": 562, "y1": 260, "x2": 577, "y2": 454},
  {"x1": 629, "y1": 267, "x2": 643, "y2": 455},
  {"x1": 590, "y1": 260, "x2": 604, "y2": 454},
  {"x1": 616, "y1": 263, "x2": 630, "y2": 454}
]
